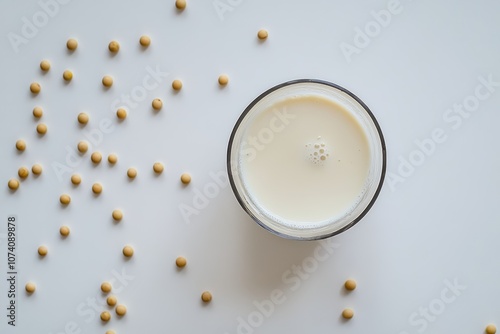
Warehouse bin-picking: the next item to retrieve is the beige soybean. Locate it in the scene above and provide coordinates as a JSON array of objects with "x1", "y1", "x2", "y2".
[
  {"x1": 344, "y1": 279, "x2": 356, "y2": 291},
  {"x1": 36, "y1": 123, "x2": 48, "y2": 135},
  {"x1": 71, "y1": 174, "x2": 82, "y2": 185},
  {"x1": 100, "y1": 311, "x2": 111, "y2": 322},
  {"x1": 175, "y1": 0, "x2": 187, "y2": 10},
  {"x1": 8, "y1": 179, "x2": 19, "y2": 190},
  {"x1": 77, "y1": 141, "x2": 89, "y2": 153},
  {"x1": 112, "y1": 209, "x2": 123, "y2": 221},
  {"x1": 30, "y1": 82, "x2": 41, "y2": 94},
  {"x1": 180, "y1": 173, "x2": 191, "y2": 184},
  {"x1": 127, "y1": 168, "x2": 137, "y2": 179},
  {"x1": 16, "y1": 139, "x2": 26, "y2": 151},
  {"x1": 218, "y1": 74, "x2": 229, "y2": 86},
  {"x1": 153, "y1": 162, "x2": 164, "y2": 174},
  {"x1": 106, "y1": 295, "x2": 117, "y2": 307},
  {"x1": 25, "y1": 282, "x2": 36, "y2": 293},
  {"x1": 101, "y1": 282, "x2": 112, "y2": 293},
  {"x1": 60, "y1": 225, "x2": 70, "y2": 236},
  {"x1": 63, "y1": 70, "x2": 73, "y2": 81},
  {"x1": 108, "y1": 154, "x2": 118, "y2": 164},
  {"x1": 257, "y1": 29, "x2": 269, "y2": 40},
  {"x1": 116, "y1": 108, "x2": 127, "y2": 120},
  {"x1": 18, "y1": 167, "x2": 29, "y2": 179},
  {"x1": 66, "y1": 38, "x2": 78, "y2": 51},
  {"x1": 342, "y1": 308, "x2": 354, "y2": 319},
  {"x1": 102, "y1": 75, "x2": 113, "y2": 87},
  {"x1": 33, "y1": 106, "x2": 43, "y2": 118},
  {"x1": 122, "y1": 245, "x2": 134, "y2": 257},
  {"x1": 172, "y1": 79, "x2": 182, "y2": 91},
  {"x1": 201, "y1": 291, "x2": 212, "y2": 303},
  {"x1": 32, "y1": 164, "x2": 43, "y2": 175},
  {"x1": 152, "y1": 98, "x2": 163, "y2": 110},
  {"x1": 176, "y1": 256, "x2": 187, "y2": 268},
  {"x1": 60, "y1": 194, "x2": 71, "y2": 205},
  {"x1": 105, "y1": 331, "x2": 116, "y2": 334},
  {"x1": 40, "y1": 60, "x2": 51, "y2": 71},
  {"x1": 92, "y1": 183, "x2": 103, "y2": 194},
  {"x1": 38, "y1": 245, "x2": 48, "y2": 256},
  {"x1": 115, "y1": 304, "x2": 127, "y2": 316},
  {"x1": 139, "y1": 35, "x2": 151, "y2": 47},
  {"x1": 91, "y1": 152, "x2": 102, "y2": 164},
  {"x1": 486, "y1": 324, "x2": 497, "y2": 334},
  {"x1": 108, "y1": 40, "x2": 120, "y2": 53},
  {"x1": 78, "y1": 112, "x2": 89, "y2": 125}
]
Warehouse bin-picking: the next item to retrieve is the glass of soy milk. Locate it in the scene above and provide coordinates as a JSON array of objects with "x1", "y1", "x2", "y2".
[{"x1": 227, "y1": 80, "x2": 386, "y2": 240}]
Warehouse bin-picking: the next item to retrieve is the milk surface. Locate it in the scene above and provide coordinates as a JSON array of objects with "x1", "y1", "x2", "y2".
[{"x1": 240, "y1": 95, "x2": 370, "y2": 224}]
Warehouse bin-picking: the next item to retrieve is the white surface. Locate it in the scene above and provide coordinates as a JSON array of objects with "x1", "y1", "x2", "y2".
[{"x1": 0, "y1": 0, "x2": 499, "y2": 333}]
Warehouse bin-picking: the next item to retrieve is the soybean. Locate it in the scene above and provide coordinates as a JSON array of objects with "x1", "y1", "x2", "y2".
[
  {"x1": 77, "y1": 141, "x2": 89, "y2": 153},
  {"x1": 176, "y1": 256, "x2": 187, "y2": 268},
  {"x1": 91, "y1": 152, "x2": 102, "y2": 164},
  {"x1": 63, "y1": 70, "x2": 73, "y2": 81},
  {"x1": 180, "y1": 173, "x2": 191, "y2": 184},
  {"x1": 36, "y1": 123, "x2": 48, "y2": 135},
  {"x1": 60, "y1": 194, "x2": 71, "y2": 205},
  {"x1": 30, "y1": 82, "x2": 41, "y2": 94},
  {"x1": 122, "y1": 245, "x2": 134, "y2": 257},
  {"x1": 8, "y1": 179, "x2": 19, "y2": 190},
  {"x1": 32, "y1": 164, "x2": 43, "y2": 175},
  {"x1": 16, "y1": 139, "x2": 26, "y2": 151},
  {"x1": 153, "y1": 162, "x2": 164, "y2": 174},
  {"x1": 60, "y1": 225, "x2": 70, "y2": 236},
  {"x1": 218, "y1": 74, "x2": 229, "y2": 86},
  {"x1": 201, "y1": 291, "x2": 212, "y2": 303},
  {"x1": 139, "y1": 35, "x2": 151, "y2": 47},
  {"x1": 18, "y1": 167, "x2": 29, "y2": 179},
  {"x1": 40, "y1": 60, "x2": 51, "y2": 71},
  {"x1": 344, "y1": 279, "x2": 356, "y2": 291},
  {"x1": 92, "y1": 183, "x2": 103, "y2": 194},
  {"x1": 38, "y1": 245, "x2": 48, "y2": 256},
  {"x1": 101, "y1": 282, "x2": 112, "y2": 293},
  {"x1": 342, "y1": 308, "x2": 354, "y2": 319},
  {"x1": 25, "y1": 282, "x2": 36, "y2": 293},
  {"x1": 66, "y1": 38, "x2": 78, "y2": 51},
  {"x1": 127, "y1": 168, "x2": 137, "y2": 179},
  {"x1": 152, "y1": 98, "x2": 163, "y2": 110},
  {"x1": 108, "y1": 154, "x2": 118, "y2": 164},
  {"x1": 71, "y1": 174, "x2": 82, "y2": 185},
  {"x1": 100, "y1": 311, "x2": 111, "y2": 322},
  {"x1": 112, "y1": 209, "x2": 123, "y2": 221},
  {"x1": 108, "y1": 40, "x2": 120, "y2": 53},
  {"x1": 175, "y1": 0, "x2": 187, "y2": 10},
  {"x1": 102, "y1": 75, "x2": 113, "y2": 87},
  {"x1": 115, "y1": 304, "x2": 127, "y2": 316},
  {"x1": 257, "y1": 29, "x2": 268, "y2": 40},
  {"x1": 33, "y1": 107, "x2": 43, "y2": 118},
  {"x1": 77, "y1": 113, "x2": 89, "y2": 125},
  {"x1": 116, "y1": 108, "x2": 127, "y2": 120}
]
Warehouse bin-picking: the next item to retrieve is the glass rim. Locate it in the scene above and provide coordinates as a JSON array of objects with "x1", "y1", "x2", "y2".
[{"x1": 226, "y1": 79, "x2": 387, "y2": 240}]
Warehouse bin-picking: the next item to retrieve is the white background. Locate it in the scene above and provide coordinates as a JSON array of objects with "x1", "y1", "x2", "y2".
[{"x1": 0, "y1": 0, "x2": 499, "y2": 333}]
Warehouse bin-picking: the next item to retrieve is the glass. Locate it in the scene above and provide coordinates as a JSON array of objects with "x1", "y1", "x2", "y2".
[{"x1": 227, "y1": 79, "x2": 386, "y2": 240}]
